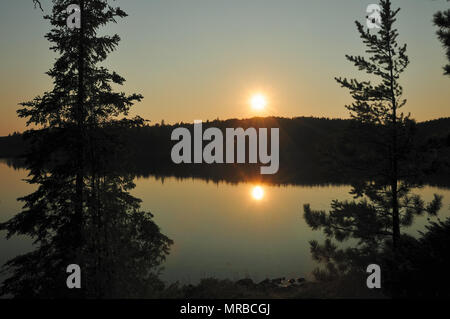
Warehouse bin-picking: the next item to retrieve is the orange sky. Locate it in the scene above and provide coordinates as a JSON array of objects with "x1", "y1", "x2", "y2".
[{"x1": 0, "y1": 0, "x2": 449, "y2": 136}]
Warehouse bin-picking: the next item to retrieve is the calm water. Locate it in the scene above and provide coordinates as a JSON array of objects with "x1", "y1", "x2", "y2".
[{"x1": 1, "y1": 160, "x2": 449, "y2": 284}]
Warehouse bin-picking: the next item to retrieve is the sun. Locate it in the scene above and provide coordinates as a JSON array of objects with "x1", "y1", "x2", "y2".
[
  {"x1": 250, "y1": 94, "x2": 267, "y2": 111},
  {"x1": 251, "y1": 186, "x2": 264, "y2": 201}
]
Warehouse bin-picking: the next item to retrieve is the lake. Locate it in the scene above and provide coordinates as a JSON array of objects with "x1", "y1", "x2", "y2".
[{"x1": 1, "y1": 160, "x2": 449, "y2": 284}]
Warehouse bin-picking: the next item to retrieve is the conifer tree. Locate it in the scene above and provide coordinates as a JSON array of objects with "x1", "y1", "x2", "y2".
[
  {"x1": 1, "y1": 0, "x2": 172, "y2": 298},
  {"x1": 334, "y1": 0, "x2": 412, "y2": 248},
  {"x1": 303, "y1": 0, "x2": 442, "y2": 282}
]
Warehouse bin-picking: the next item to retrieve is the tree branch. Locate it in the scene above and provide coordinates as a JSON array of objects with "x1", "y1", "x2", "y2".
[{"x1": 33, "y1": 0, "x2": 43, "y2": 11}]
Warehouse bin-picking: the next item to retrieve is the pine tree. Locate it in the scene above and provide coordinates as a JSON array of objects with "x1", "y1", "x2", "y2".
[
  {"x1": 1, "y1": 0, "x2": 172, "y2": 298},
  {"x1": 334, "y1": 0, "x2": 413, "y2": 248},
  {"x1": 303, "y1": 0, "x2": 442, "y2": 284}
]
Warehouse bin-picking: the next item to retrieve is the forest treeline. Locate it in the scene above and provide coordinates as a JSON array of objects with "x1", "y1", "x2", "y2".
[{"x1": 1, "y1": 116, "x2": 449, "y2": 186}]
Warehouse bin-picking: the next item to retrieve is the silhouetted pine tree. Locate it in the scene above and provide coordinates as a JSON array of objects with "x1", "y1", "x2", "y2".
[
  {"x1": 303, "y1": 0, "x2": 442, "y2": 284},
  {"x1": 0, "y1": 0, "x2": 172, "y2": 298},
  {"x1": 334, "y1": 0, "x2": 413, "y2": 249}
]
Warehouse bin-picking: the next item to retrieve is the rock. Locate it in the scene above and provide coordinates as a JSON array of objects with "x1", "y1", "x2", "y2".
[{"x1": 277, "y1": 279, "x2": 291, "y2": 288}]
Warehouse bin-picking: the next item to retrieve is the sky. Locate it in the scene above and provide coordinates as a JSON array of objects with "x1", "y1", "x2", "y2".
[{"x1": 0, "y1": 0, "x2": 449, "y2": 136}]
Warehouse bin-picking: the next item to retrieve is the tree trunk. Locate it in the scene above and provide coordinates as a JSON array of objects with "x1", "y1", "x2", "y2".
[
  {"x1": 388, "y1": 44, "x2": 400, "y2": 250},
  {"x1": 75, "y1": 0, "x2": 86, "y2": 245}
]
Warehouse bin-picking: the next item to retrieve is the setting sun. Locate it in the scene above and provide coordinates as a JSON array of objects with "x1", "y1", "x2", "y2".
[
  {"x1": 251, "y1": 186, "x2": 265, "y2": 200},
  {"x1": 250, "y1": 94, "x2": 267, "y2": 111}
]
